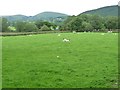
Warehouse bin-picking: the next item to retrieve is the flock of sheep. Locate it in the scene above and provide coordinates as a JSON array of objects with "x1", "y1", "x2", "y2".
[
  {"x1": 27, "y1": 31, "x2": 117, "y2": 43},
  {"x1": 58, "y1": 30, "x2": 117, "y2": 43},
  {"x1": 26, "y1": 31, "x2": 117, "y2": 59}
]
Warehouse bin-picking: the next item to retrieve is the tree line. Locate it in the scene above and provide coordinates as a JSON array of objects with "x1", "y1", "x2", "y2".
[
  {"x1": 1, "y1": 14, "x2": 119, "y2": 32},
  {"x1": 1, "y1": 18, "x2": 58, "y2": 32},
  {"x1": 62, "y1": 14, "x2": 118, "y2": 32}
]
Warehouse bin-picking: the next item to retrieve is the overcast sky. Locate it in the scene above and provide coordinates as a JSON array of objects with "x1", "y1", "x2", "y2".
[{"x1": 0, "y1": 0, "x2": 119, "y2": 16}]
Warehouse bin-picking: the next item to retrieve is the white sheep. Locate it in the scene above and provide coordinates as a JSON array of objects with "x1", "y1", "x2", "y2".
[
  {"x1": 84, "y1": 31, "x2": 86, "y2": 33},
  {"x1": 27, "y1": 35, "x2": 32, "y2": 36},
  {"x1": 101, "y1": 33, "x2": 105, "y2": 35},
  {"x1": 58, "y1": 34, "x2": 61, "y2": 36},
  {"x1": 57, "y1": 56, "x2": 59, "y2": 58},
  {"x1": 63, "y1": 38, "x2": 70, "y2": 42},
  {"x1": 108, "y1": 31, "x2": 112, "y2": 33},
  {"x1": 73, "y1": 31, "x2": 76, "y2": 34}
]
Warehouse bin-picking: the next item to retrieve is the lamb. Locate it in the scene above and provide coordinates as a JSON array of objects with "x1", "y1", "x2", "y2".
[{"x1": 63, "y1": 38, "x2": 70, "y2": 42}]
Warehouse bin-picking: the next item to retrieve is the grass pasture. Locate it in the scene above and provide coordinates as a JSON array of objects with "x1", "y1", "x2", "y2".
[{"x1": 2, "y1": 32, "x2": 118, "y2": 88}]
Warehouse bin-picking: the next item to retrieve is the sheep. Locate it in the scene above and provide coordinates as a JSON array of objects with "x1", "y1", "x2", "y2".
[
  {"x1": 84, "y1": 31, "x2": 86, "y2": 33},
  {"x1": 73, "y1": 31, "x2": 76, "y2": 34},
  {"x1": 58, "y1": 34, "x2": 61, "y2": 36},
  {"x1": 108, "y1": 31, "x2": 112, "y2": 33},
  {"x1": 57, "y1": 56, "x2": 60, "y2": 58},
  {"x1": 101, "y1": 33, "x2": 105, "y2": 35},
  {"x1": 63, "y1": 38, "x2": 70, "y2": 42},
  {"x1": 27, "y1": 34, "x2": 32, "y2": 36}
]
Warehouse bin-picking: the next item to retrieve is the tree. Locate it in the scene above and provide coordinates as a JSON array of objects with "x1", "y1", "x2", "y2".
[
  {"x1": 15, "y1": 21, "x2": 26, "y2": 32},
  {"x1": 62, "y1": 16, "x2": 76, "y2": 31},
  {"x1": 105, "y1": 16, "x2": 118, "y2": 30},
  {"x1": 0, "y1": 18, "x2": 2, "y2": 32},
  {"x1": 35, "y1": 21, "x2": 56, "y2": 29},
  {"x1": 40, "y1": 25, "x2": 51, "y2": 31},
  {"x1": 24, "y1": 22, "x2": 38, "y2": 32},
  {"x1": 2, "y1": 18, "x2": 9, "y2": 32},
  {"x1": 59, "y1": 14, "x2": 118, "y2": 32},
  {"x1": 79, "y1": 14, "x2": 92, "y2": 22},
  {"x1": 90, "y1": 15, "x2": 104, "y2": 30},
  {"x1": 66, "y1": 17, "x2": 83, "y2": 31},
  {"x1": 15, "y1": 21, "x2": 38, "y2": 32},
  {"x1": 82, "y1": 21, "x2": 93, "y2": 31},
  {"x1": 118, "y1": 17, "x2": 120, "y2": 30}
]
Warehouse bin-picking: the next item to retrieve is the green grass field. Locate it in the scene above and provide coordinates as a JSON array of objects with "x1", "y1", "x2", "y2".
[{"x1": 2, "y1": 32, "x2": 118, "y2": 88}]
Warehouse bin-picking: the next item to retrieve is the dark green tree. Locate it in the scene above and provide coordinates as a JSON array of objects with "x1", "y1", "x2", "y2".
[
  {"x1": 0, "y1": 18, "x2": 2, "y2": 32},
  {"x1": 24, "y1": 22, "x2": 38, "y2": 32},
  {"x1": 35, "y1": 21, "x2": 56, "y2": 29},
  {"x1": 66, "y1": 17, "x2": 83, "y2": 31},
  {"x1": 82, "y1": 21, "x2": 93, "y2": 31},
  {"x1": 15, "y1": 21, "x2": 26, "y2": 32},
  {"x1": 2, "y1": 18, "x2": 9, "y2": 32},
  {"x1": 105, "y1": 16, "x2": 118, "y2": 30},
  {"x1": 90, "y1": 15, "x2": 104, "y2": 31}
]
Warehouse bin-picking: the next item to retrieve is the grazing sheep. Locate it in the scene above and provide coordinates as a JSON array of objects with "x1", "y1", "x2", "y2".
[
  {"x1": 108, "y1": 31, "x2": 112, "y2": 33},
  {"x1": 58, "y1": 34, "x2": 61, "y2": 36},
  {"x1": 101, "y1": 33, "x2": 105, "y2": 35},
  {"x1": 27, "y1": 35, "x2": 32, "y2": 36},
  {"x1": 84, "y1": 31, "x2": 86, "y2": 33},
  {"x1": 63, "y1": 38, "x2": 70, "y2": 42},
  {"x1": 73, "y1": 31, "x2": 76, "y2": 34},
  {"x1": 57, "y1": 56, "x2": 59, "y2": 58}
]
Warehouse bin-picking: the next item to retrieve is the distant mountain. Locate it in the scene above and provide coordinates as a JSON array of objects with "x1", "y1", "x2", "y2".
[
  {"x1": 30, "y1": 12, "x2": 68, "y2": 21},
  {"x1": 2, "y1": 5, "x2": 118, "y2": 24},
  {"x1": 80, "y1": 5, "x2": 118, "y2": 16},
  {"x1": 3, "y1": 12, "x2": 69, "y2": 24},
  {"x1": 3, "y1": 15, "x2": 29, "y2": 21}
]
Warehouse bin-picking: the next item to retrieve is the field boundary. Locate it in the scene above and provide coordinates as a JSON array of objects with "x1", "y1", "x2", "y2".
[
  {"x1": 0, "y1": 29, "x2": 118, "y2": 36},
  {"x1": 0, "y1": 31, "x2": 70, "y2": 36}
]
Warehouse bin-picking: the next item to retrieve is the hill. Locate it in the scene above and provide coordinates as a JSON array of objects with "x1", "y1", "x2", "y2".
[
  {"x1": 80, "y1": 5, "x2": 118, "y2": 16},
  {"x1": 3, "y1": 15, "x2": 28, "y2": 21},
  {"x1": 29, "y1": 12, "x2": 69, "y2": 25},
  {"x1": 30, "y1": 11, "x2": 68, "y2": 20},
  {"x1": 3, "y1": 12, "x2": 69, "y2": 23},
  {"x1": 2, "y1": 5, "x2": 118, "y2": 24}
]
